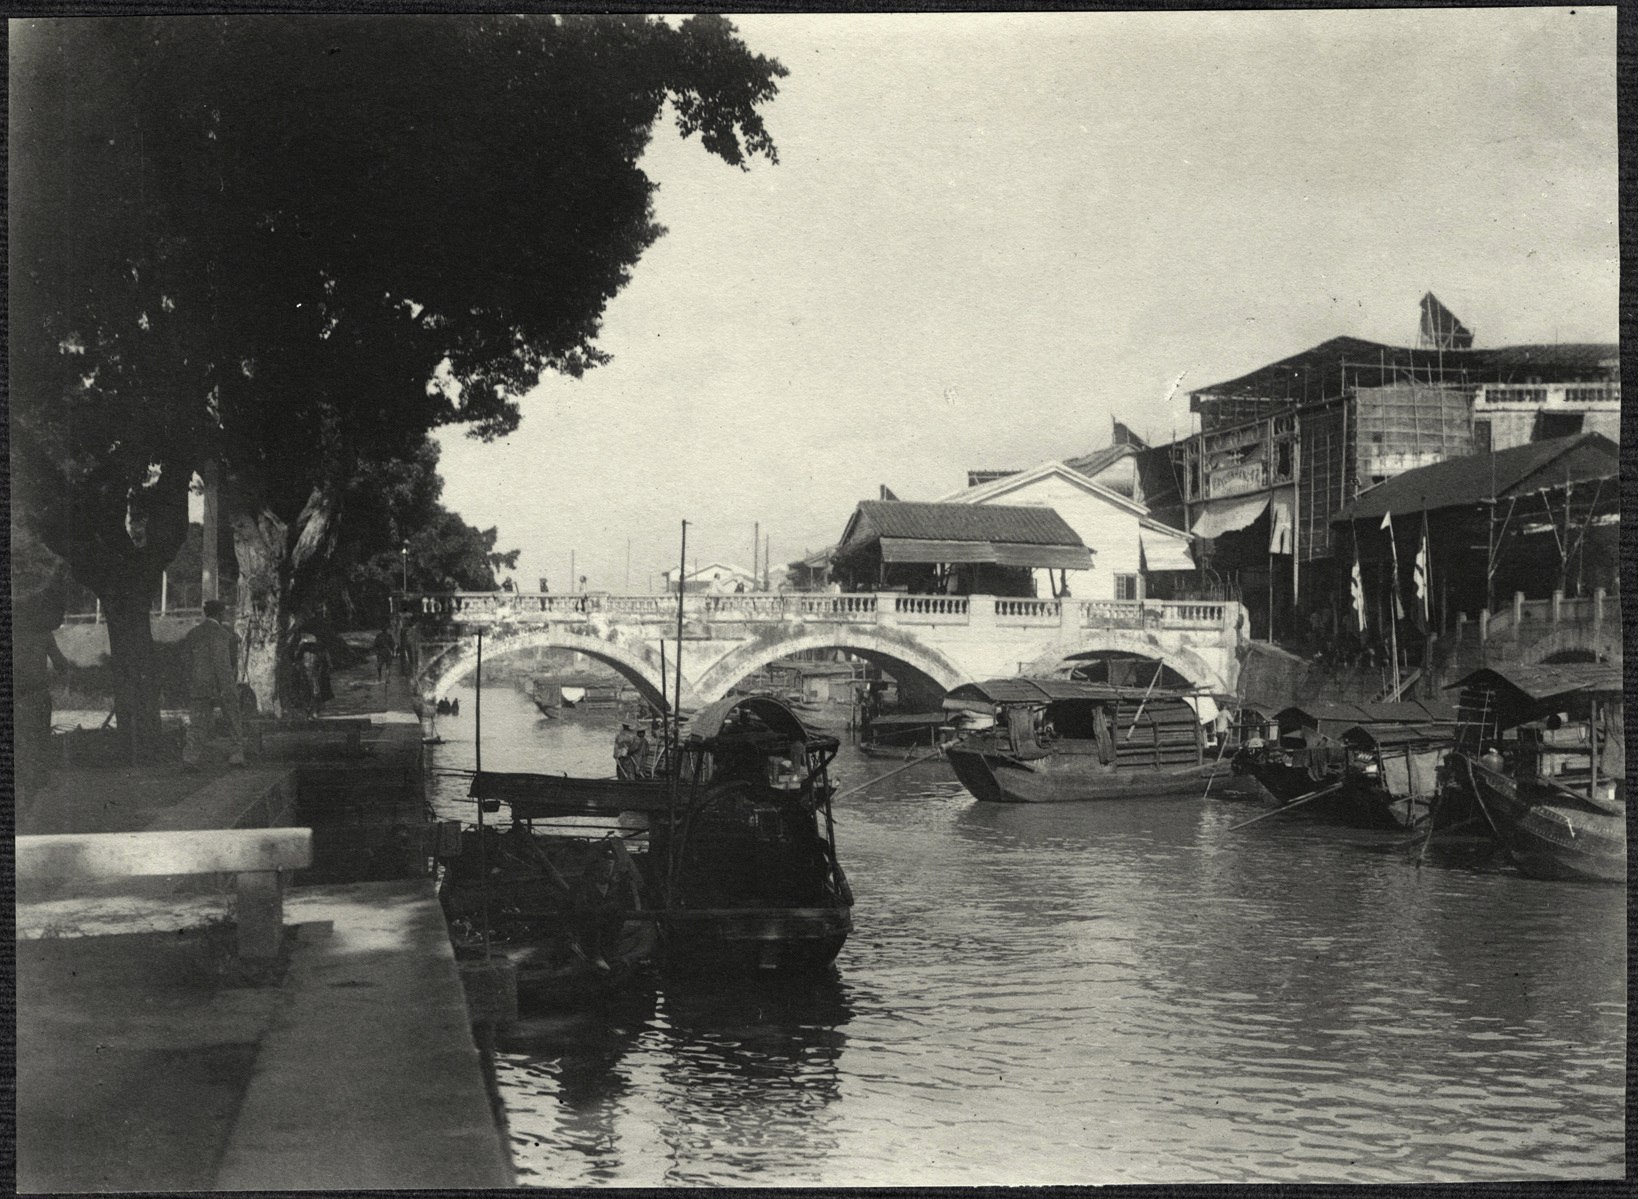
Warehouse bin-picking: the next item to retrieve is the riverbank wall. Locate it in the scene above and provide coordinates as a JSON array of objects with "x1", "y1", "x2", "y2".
[{"x1": 14, "y1": 665, "x2": 515, "y2": 1192}]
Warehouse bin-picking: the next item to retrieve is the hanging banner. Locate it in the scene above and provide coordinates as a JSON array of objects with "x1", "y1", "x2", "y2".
[
  {"x1": 1412, "y1": 511, "x2": 1431, "y2": 631},
  {"x1": 1380, "y1": 512, "x2": 1404, "y2": 620},
  {"x1": 1350, "y1": 553, "x2": 1367, "y2": 634},
  {"x1": 1268, "y1": 493, "x2": 1295, "y2": 555}
]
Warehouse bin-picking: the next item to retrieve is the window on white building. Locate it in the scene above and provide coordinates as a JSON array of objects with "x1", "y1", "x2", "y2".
[{"x1": 1114, "y1": 574, "x2": 1140, "y2": 601}]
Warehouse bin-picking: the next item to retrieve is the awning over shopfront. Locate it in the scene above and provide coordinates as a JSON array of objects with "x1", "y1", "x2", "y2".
[
  {"x1": 878, "y1": 538, "x2": 1091, "y2": 569},
  {"x1": 1189, "y1": 492, "x2": 1269, "y2": 540},
  {"x1": 1139, "y1": 528, "x2": 1195, "y2": 572}
]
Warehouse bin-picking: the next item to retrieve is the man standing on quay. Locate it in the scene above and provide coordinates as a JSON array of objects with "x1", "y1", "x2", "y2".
[{"x1": 182, "y1": 600, "x2": 245, "y2": 770}]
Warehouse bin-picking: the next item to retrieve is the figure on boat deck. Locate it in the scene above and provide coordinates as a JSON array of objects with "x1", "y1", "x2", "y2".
[{"x1": 613, "y1": 723, "x2": 640, "y2": 779}]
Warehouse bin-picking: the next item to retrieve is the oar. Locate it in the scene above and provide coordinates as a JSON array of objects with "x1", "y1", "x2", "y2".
[
  {"x1": 1392, "y1": 814, "x2": 1482, "y2": 851},
  {"x1": 831, "y1": 750, "x2": 945, "y2": 802},
  {"x1": 1200, "y1": 719, "x2": 1234, "y2": 798},
  {"x1": 1415, "y1": 787, "x2": 1444, "y2": 866},
  {"x1": 1226, "y1": 780, "x2": 1343, "y2": 831}
]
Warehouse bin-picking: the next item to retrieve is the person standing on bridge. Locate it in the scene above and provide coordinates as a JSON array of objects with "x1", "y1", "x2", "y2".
[{"x1": 182, "y1": 600, "x2": 245, "y2": 770}]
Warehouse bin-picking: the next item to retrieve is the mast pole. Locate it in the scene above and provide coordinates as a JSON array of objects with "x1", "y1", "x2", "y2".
[
  {"x1": 475, "y1": 630, "x2": 490, "y2": 956},
  {"x1": 668, "y1": 520, "x2": 688, "y2": 903}
]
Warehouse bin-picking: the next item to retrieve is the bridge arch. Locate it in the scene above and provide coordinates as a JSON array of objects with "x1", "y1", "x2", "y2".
[
  {"x1": 1516, "y1": 623, "x2": 1622, "y2": 667},
  {"x1": 691, "y1": 625, "x2": 972, "y2": 708},
  {"x1": 1019, "y1": 630, "x2": 1233, "y2": 694},
  {"x1": 421, "y1": 627, "x2": 671, "y2": 709}
]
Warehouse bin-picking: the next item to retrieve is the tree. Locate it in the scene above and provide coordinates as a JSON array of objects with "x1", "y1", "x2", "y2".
[
  {"x1": 12, "y1": 15, "x2": 786, "y2": 723},
  {"x1": 325, "y1": 438, "x2": 520, "y2": 631}
]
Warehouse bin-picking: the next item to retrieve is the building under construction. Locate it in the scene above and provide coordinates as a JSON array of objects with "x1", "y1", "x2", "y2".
[{"x1": 1172, "y1": 297, "x2": 1618, "y2": 642}]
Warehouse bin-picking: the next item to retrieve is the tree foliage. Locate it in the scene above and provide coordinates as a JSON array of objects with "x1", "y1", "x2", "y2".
[{"x1": 11, "y1": 14, "x2": 785, "y2": 724}]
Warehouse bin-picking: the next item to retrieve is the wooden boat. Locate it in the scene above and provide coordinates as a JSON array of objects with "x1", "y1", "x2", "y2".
[
  {"x1": 438, "y1": 825, "x2": 658, "y2": 1005},
  {"x1": 942, "y1": 677, "x2": 1223, "y2": 803},
  {"x1": 468, "y1": 694, "x2": 853, "y2": 974},
  {"x1": 858, "y1": 711, "x2": 955, "y2": 759},
  {"x1": 1339, "y1": 719, "x2": 1462, "y2": 830},
  {"x1": 1445, "y1": 664, "x2": 1625, "y2": 883},
  {"x1": 523, "y1": 678, "x2": 562, "y2": 717},
  {"x1": 1233, "y1": 699, "x2": 1454, "y2": 826}
]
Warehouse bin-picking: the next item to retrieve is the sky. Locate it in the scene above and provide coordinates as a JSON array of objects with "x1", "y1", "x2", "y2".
[{"x1": 432, "y1": 8, "x2": 1618, "y2": 595}]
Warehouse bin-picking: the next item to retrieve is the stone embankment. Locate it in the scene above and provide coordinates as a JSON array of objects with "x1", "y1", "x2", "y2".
[{"x1": 15, "y1": 658, "x2": 514, "y2": 1192}]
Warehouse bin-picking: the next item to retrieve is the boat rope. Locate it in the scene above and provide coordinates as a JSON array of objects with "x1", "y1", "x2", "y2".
[{"x1": 1459, "y1": 754, "x2": 1506, "y2": 844}]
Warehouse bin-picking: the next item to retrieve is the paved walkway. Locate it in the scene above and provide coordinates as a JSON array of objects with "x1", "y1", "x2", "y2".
[{"x1": 15, "y1": 655, "x2": 516, "y2": 1192}]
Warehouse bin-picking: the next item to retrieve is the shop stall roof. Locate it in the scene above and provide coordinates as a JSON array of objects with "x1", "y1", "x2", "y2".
[
  {"x1": 835, "y1": 500, "x2": 1091, "y2": 570},
  {"x1": 1335, "y1": 433, "x2": 1618, "y2": 522},
  {"x1": 1446, "y1": 663, "x2": 1623, "y2": 704}
]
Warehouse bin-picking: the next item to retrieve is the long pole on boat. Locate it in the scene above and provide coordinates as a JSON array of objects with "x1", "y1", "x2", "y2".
[
  {"x1": 475, "y1": 630, "x2": 491, "y2": 956},
  {"x1": 668, "y1": 520, "x2": 688, "y2": 903}
]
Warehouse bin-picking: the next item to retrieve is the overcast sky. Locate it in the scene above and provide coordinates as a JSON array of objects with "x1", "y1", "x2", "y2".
[{"x1": 433, "y1": 8, "x2": 1618, "y2": 594}]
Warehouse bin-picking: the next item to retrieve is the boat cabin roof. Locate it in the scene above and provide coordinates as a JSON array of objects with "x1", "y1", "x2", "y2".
[
  {"x1": 946, "y1": 676, "x2": 1199, "y2": 710},
  {"x1": 685, "y1": 693, "x2": 839, "y2": 752},
  {"x1": 1275, "y1": 699, "x2": 1454, "y2": 730},
  {"x1": 867, "y1": 711, "x2": 948, "y2": 728},
  {"x1": 1340, "y1": 722, "x2": 1452, "y2": 750}
]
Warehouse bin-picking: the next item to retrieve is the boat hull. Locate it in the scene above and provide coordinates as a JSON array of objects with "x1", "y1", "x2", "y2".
[
  {"x1": 660, "y1": 906, "x2": 852, "y2": 974},
  {"x1": 1457, "y1": 755, "x2": 1626, "y2": 884},
  {"x1": 947, "y1": 745, "x2": 1221, "y2": 803}
]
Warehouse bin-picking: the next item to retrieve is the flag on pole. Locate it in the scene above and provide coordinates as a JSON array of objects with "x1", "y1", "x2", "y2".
[
  {"x1": 1412, "y1": 508, "x2": 1431, "y2": 631},
  {"x1": 1350, "y1": 551, "x2": 1367, "y2": 633},
  {"x1": 1380, "y1": 512, "x2": 1404, "y2": 620}
]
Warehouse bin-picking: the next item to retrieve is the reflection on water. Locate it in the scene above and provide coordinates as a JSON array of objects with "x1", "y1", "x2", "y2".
[{"x1": 432, "y1": 683, "x2": 1624, "y2": 1186}]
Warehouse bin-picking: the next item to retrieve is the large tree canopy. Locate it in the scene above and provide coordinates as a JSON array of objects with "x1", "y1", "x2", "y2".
[{"x1": 11, "y1": 14, "x2": 786, "y2": 727}]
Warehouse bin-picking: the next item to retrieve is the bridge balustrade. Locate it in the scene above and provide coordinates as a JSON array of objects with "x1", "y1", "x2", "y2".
[
  {"x1": 994, "y1": 598, "x2": 1061, "y2": 623},
  {"x1": 396, "y1": 591, "x2": 1237, "y2": 633},
  {"x1": 892, "y1": 595, "x2": 970, "y2": 622}
]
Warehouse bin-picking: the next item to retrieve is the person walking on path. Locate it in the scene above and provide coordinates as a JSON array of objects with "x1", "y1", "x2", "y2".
[
  {"x1": 372, "y1": 628, "x2": 395, "y2": 683},
  {"x1": 294, "y1": 631, "x2": 333, "y2": 720},
  {"x1": 182, "y1": 600, "x2": 245, "y2": 770}
]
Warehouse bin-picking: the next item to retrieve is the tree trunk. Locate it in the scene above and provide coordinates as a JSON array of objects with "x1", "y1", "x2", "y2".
[
  {"x1": 229, "y1": 501, "x2": 289, "y2": 716},
  {"x1": 227, "y1": 476, "x2": 346, "y2": 716},
  {"x1": 102, "y1": 585, "x2": 167, "y2": 761}
]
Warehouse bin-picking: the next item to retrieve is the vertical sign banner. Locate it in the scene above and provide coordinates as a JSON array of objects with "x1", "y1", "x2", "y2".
[
  {"x1": 1380, "y1": 512, "x2": 1404, "y2": 620},
  {"x1": 1413, "y1": 510, "x2": 1431, "y2": 631}
]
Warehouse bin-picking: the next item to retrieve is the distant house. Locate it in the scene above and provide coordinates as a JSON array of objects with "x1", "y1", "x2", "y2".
[
  {"x1": 664, "y1": 561, "x2": 757, "y2": 594},
  {"x1": 939, "y1": 462, "x2": 1195, "y2": 602},
  {"x1": 784, "y1": 546, "x2": 837, "y2": 592}
]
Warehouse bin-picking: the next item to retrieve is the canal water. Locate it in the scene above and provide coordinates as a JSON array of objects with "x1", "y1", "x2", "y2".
[{"x1": 428, "y1": 681, "x2": 1625, "y2": 1187}]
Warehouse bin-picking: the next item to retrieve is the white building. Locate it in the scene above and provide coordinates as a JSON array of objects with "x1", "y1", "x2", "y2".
[
  {"x1": 939, "y1": 461, "x2": 1195, "y2": 601},
  {"x1": 663, "y1": 561, "x2": 758, "y2": 594}
]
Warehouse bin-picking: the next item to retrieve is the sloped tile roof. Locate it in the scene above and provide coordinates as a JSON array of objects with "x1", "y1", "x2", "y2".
[
  {"x1": 1335, "y1": 433, "x2": 1618, "y2": 521},
  {"x1": 853, "y1": 500, "x2": 1085, "y2": 546}
]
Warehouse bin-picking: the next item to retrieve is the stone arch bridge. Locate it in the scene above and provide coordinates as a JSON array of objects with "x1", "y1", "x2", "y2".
[{"x1": 394, "y1": 591, "x2": 1248, "y2": 712}]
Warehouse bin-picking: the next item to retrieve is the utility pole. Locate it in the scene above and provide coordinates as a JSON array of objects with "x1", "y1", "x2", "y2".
[
  {"x1": 765, "y1": 532, "x2": 772, "y2": 590},
  {"x1": 754, "y1": 521, "x2": 760, "y2": 591}
]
